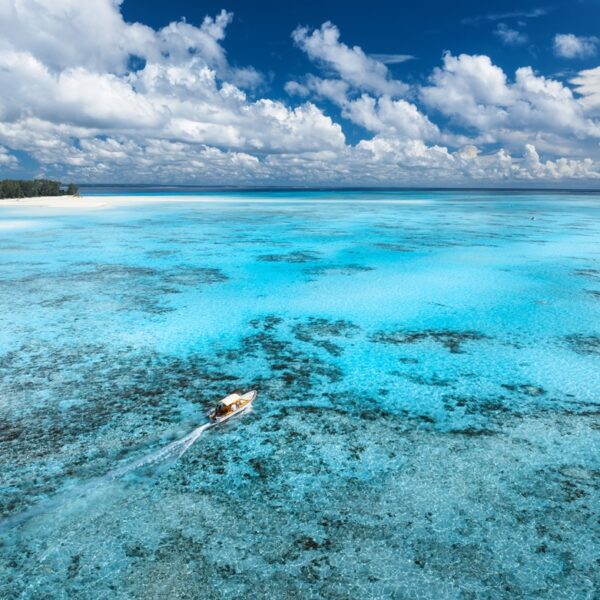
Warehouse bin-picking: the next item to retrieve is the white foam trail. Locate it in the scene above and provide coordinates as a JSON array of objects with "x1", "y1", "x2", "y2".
[
  {"x1": 0, "y1": 422, "x2": 214, "y2": 532},
  {"x1": 106, "y1": 422, "x2": 213, "y2": 480}
]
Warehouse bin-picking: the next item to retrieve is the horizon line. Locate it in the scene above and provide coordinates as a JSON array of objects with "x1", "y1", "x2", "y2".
[{"x1": 78, "y1": 184, "x2": 600, "y2": 193}]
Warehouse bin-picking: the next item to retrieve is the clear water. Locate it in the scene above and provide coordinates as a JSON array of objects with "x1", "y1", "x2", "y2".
[{"x1": 1, "y1": 191, "x2": 599, "y2": 599}]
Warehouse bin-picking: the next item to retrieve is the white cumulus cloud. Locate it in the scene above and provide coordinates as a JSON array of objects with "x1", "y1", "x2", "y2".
[
  {"x1": 0, "y1": 0, "x2": 345, "y2": 176},
  {"x1": 421, "y1": 53, "x2": 600, "y2": 156},
  {"x1": 343, "y1": 95, "x2": 439, "y2": 140},
  {"x1": 571, "y1": 66, "x2": 600, "y2": 113},
  {"x1": 554, "y1": 34, "x2": 598, "y2": 59},
  {"x1": 291, "y1": 22, "x2": 407, "y2": 97},
  {"x1": 0, "y1": 145, "x2": 18, "y2": 167}
]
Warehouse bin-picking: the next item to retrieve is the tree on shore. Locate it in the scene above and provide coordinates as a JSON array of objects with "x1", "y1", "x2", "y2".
[
  {"x1": 0, "y1": 179, "x2": 79, "y2": 199},
  {"x1": 66, "y1": 183, "x2": 79, "y2": 196}
]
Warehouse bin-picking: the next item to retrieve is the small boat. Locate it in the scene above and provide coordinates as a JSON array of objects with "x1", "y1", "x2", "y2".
[{"x1": 209, "y1": 390, "x2": 257, "y2": 423}]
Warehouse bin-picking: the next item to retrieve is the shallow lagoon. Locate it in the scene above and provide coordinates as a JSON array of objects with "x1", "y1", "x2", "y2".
[{"x1": 0, "y1": 191, "x2": 599, "y2": 599}]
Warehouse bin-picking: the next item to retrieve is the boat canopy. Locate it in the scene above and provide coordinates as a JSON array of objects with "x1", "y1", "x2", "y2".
[{"x1": 220, "y1": 393, "x2": 241, "y2": 407}]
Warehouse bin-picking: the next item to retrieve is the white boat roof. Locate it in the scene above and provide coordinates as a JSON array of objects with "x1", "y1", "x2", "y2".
[
  {"x1": 218, "y1": 390, "x2": 256, "y2": 407},
  {"x1": 220, "y1": 393, "x2": 241, "y2": 407}
]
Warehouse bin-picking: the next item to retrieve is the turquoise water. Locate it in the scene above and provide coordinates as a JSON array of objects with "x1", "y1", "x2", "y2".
[{"x1": 1, "y1": 191, "x2": 599, "y2": 599}]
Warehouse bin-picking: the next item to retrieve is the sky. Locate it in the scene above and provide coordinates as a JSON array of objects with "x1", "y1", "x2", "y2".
[{"x1": 1, "y1": 0, "x2": 600, "y2": 186}]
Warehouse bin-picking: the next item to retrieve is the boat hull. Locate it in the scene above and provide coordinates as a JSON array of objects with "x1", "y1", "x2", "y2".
[{"x1": 209, "y1": 390, "x2": 256, "y2": 423}]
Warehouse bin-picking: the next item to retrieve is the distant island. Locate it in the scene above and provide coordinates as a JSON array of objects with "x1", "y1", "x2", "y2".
[{"x1": 0, "y1": 179, "x2": 79, "y2": 199}]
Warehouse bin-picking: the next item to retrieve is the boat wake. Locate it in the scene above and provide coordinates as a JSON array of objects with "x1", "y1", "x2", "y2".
[
  {"x1": 106, "y1": 422, "x2": 214, "y2": 479},
  {"x1": 0, "y1": 421, "x2": 213, "y2": 532}
]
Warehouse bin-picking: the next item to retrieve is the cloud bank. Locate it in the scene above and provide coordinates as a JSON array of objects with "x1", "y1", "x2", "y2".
[{"x1": 0, "y1": 0, "x2": 599, "y2": 185}]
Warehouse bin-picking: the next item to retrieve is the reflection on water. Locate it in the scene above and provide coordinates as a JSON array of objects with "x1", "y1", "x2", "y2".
[{"x1": 1, "y1": 191, "x2": 599, "y2": 599}]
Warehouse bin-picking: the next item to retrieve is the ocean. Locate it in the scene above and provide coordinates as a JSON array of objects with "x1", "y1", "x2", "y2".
[{"x1": 1, "y1": 190, "x2": 599, "y2": 598}]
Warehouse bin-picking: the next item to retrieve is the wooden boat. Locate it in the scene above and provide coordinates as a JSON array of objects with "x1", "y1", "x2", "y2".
[{"x1": 209, "y1": 390, "x2": 257, "y2": 423}]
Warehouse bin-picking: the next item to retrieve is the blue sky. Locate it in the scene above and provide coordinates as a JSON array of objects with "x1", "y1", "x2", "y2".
[
  {"x1": 1, "y1": 0, "x2": 600, "y2": 186},
  {"x1": 122, "y1": 0, "x2": 600, "y2": 94}
]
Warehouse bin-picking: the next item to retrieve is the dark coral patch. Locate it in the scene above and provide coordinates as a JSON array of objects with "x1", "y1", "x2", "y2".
[
  {"x1": 219, "y1": 316, "x2": 343, "y2": 390},
  {"x1": 295, "y1": 318, "x2": 360, "y2": 339},
  {"x1": 37, "y1": 294, "x2": 80, "y2": 308},
  {"x1": 565, "y1": 334, "x2": 600, "y2": 356},
  {"x1": 404, "y1": 373, "x2": 453, "y2": 387},
  {"x1": 501, "y1": 383, "x2": 546, "y2": 397},
  {"x1": 2, "y1": 261, "x2": 228, "y2": 315},
  {"x1": 448, "y1": 427, "x2": 498, "y2": 436},
  {"x1": 305, "y1": 264, "x2": 374, "y2": 278},
  {"x1": 145, "y1": 250, "x2": 178, "y2": 258},
  {"x1": 371, "y1": 329, "x2": 490, "y2": 354},
  {"x1": 374, "y1": 243, "x2": 413, "y2": 252},
  {"x1": 164, "y1": 266, "x2": 228, "y2": 286},
  {"x1": 249, "y1": 315, "x2": 282, "y2": 330},
  {"x1": 574, "y1": 268, "x2": 600, "y2": 282},
  {"x1": 442, "y1": 395, "x2": 510, "y2": 416},
  {"x1": 257, "y1": 251, "x2": 320, "y2": 263},
  {"x1": 292, "y1": 317, "x2": 360, "y2": 356},
  {"x1": 72, "y1": 263, "x2": 161, "y2": 280}
]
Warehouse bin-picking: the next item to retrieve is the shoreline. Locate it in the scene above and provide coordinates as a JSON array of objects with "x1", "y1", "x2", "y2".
[
  {"x1": 2, "y1": 188, "x2": 598, "y2": 211},
  {"x1": 0, "y1": 195, "x2": 226, "y2": 209},
  {"x1": 0, "y1": 194, "x2": 438, "y2": 210}
]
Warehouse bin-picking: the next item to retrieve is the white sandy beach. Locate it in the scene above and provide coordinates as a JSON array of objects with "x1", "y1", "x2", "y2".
[
  {"x1": 0, "y1": 195, "x2": 226, "y2": 209},
  {"x1": 0, "y1": 195, "x2": 433, "y2": 211}
]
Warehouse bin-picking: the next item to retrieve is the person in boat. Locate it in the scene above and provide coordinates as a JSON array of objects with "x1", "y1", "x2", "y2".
[{"x1": 215, "y1": 404, "x2": 230, "y2": 417}]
